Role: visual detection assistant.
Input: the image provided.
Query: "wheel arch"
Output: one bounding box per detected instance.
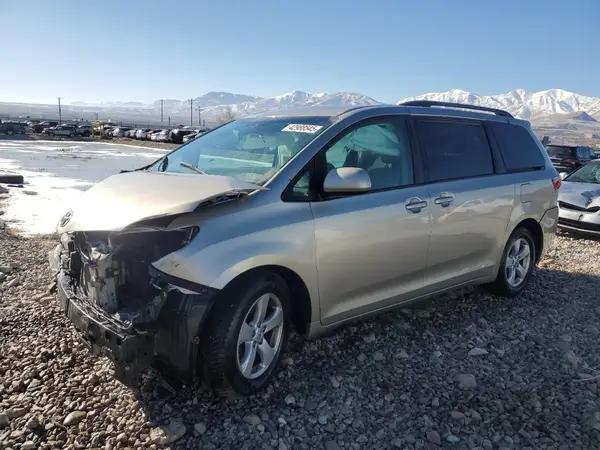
[218,265,312,335]
[512,218,544,264]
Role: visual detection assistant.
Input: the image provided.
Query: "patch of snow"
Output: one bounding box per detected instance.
[0,141,167,235]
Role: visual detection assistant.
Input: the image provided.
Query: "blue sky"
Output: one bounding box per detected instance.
[1,0,598,104]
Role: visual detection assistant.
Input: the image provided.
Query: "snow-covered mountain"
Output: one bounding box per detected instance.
[397,88,600,120]
[148,90,380,119]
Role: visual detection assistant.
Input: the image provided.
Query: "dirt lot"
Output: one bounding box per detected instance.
[1,230,600,449]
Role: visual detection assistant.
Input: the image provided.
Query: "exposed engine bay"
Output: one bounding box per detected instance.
[54,225,218,386]
[66,227,196,322]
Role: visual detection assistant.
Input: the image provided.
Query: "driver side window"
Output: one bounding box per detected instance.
[325,118,414,190]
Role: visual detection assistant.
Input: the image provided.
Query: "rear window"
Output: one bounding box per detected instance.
[546,145,576,159]
[417,120,494,182]
[490,123,545,172]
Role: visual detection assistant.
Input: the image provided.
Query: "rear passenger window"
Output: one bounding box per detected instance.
[490,122,545,172]
[417,120,494,182]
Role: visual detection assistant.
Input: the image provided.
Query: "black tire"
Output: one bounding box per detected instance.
[0,173,24,184]
[48,132,54,136]
[485,227,536,297]
[69,133,75,138]
[6,129,13,136]
[200,270,291,399]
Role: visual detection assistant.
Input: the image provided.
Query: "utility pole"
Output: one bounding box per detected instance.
[160,99,164,123]
[168,116,171,127]
[58,97,62,124]
[197,107,201,126]
[189,99,193,126]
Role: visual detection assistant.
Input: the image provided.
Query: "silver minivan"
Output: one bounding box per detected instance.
[51,102,560,397]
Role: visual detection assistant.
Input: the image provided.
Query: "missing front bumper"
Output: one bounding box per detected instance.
[56,271,155,385]
[52,245,220,386]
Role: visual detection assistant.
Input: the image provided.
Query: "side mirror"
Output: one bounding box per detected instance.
[323,167,371,193]
[560,172,568,180]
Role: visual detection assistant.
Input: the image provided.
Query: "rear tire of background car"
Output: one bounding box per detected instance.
[200,270,291,399]
[485,227,535,297]
[6,130,13,136]
[69,133,75,137]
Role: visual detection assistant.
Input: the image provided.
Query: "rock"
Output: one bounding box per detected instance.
[362,333,376,343]
[21,441,36,450]
[470,409,482,421]
[468,347,489,356]
[373,351,386,361]
[450,411,465,421]
[456,373,477,389]
[395,350,409,359]
[0,413,9,429]
[284,394,296,405]
[357,353,367,362]
[194,422,207,435]
[257,424,265,432]
[447,434,460,443]
[5,278,18,288]
[63,410,86,426]
[244,414,261,426]
[426,430,441,445]
[330,376,340,388]
[431,397,440,407]
[325,441,341,450]
[116,432,128,443]
[432,350,442,358]
[0,265,11,274]
[149,420,187,445]
[565,350,579,367]
[318,415,328,425]
[25,415,40,429]
[0,272,5,281]
[584,325,600,335]
[7,407,29,418]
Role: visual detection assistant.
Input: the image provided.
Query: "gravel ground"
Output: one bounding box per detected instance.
[1,230,600,449]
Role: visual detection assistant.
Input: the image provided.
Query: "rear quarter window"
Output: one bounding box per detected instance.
[417,120,494,182]
[490,122,546,172]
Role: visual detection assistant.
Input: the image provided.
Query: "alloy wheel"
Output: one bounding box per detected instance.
[237,293,284,379]
[505,237,531,288]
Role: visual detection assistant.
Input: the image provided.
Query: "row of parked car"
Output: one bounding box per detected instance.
[99,125,207,144]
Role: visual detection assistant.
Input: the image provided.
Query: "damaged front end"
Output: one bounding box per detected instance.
[52,225,218,386]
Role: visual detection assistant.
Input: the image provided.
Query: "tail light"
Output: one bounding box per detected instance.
[552,176,562,191]
[564,159,578,166]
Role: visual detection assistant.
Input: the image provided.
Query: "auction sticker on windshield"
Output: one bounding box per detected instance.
[282,124,324,133]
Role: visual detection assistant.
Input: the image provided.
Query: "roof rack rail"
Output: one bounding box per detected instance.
[400,100,514,118]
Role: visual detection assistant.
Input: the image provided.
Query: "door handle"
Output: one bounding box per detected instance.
[405,197,428,213]
[434,192,454,207]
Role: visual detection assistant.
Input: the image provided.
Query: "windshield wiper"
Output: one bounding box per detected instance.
[180,161,206,175]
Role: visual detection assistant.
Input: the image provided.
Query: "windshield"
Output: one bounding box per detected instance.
[148,116,332,184]
[565,162,600,184]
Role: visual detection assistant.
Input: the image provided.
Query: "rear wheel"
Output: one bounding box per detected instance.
[486,227,535,297]
[200,271,290,398]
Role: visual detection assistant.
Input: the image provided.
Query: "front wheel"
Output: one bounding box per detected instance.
[69,133,75,137]
[485,227,535,297]
[200,271,290,398]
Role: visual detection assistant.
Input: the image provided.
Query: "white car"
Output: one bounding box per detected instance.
[136,128,152,139]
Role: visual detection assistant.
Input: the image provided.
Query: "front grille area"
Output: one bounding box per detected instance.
[559,201,600,213]
[558,218,600,232]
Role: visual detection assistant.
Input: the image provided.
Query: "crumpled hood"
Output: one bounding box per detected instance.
[56,171,261,233]
[559,181,600,209]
